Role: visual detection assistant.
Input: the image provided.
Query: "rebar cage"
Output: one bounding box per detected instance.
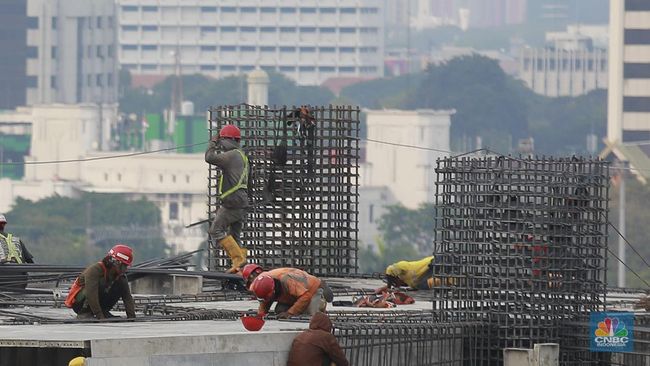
[432,155,610,365]
[206,104,360,275]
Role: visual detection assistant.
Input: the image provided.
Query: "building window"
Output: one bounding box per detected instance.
[122,45,138,51]
[279,66,295,72]
[142,25,158,31]
[142,6,158,12]
[141,45,158,51]
[221,6,236,13]
[27,46,38,58]
[261,7,276,13]
[624,63,650,78]
[107,73,113,86]
[104,173,108,181]
[96,74,103,86]
[200,64,216,71]
[241,7,256,13]
[241,26,256,33]
[360,47,377,53]
[172,175,176,183]
[360,66,377,73]
[87,45,93,58]
[241,65,254,71]
[51,76,57,89]
[221,26,236,32]
[369,204,374,223]
[185,175,190,183]
[361,7,379,14]
[52,17,57,29]
[280,46,296,52]
[240,46,256,52]
[261,65,276,72]
[339,66,355,72]
[142,64,157,70]
[221,65,236,71]
[319,66,335,72]
[169,202,179,220]
[301,7,317,13]
[96,16,102,29]
[261,27,276,33]
[625,29,650,45]
[201,26,217,32]
[623,97,650,112]
[107,16,113,28]
[201,45,217,51]
[122,25,138,31]
[626,0,650,11]
[320,27,335,33]
[27,17,38,29]
[122,5,138,12]
[159,174,163,182]
[97,45,103,57]
[51,46,57,59]
[300,47,316,53]
[87,74,92,86]
[117,173,122,181]
[221,45,236,51]
[320,7,336,14]
[300,27,316,33]
[340,47,355,53]
[280,7,296,13]
[319,47,335,53]
[107,45,114,57]
[26,76,37,88]
[360,27,378,34]
[260,46,275,52]
[340,27,356,34]
[299,66,315,72]
[201,6,217,12]
[341,8,356,14]
[280,27,296,33]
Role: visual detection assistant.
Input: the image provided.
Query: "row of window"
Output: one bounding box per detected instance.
[122,5,378,15]
[27,16,114,30]
[26,45,114,59]
[123,44,378,54]
[25,73,113,89]
[124,64,378,73]
[122,25,380,34]
[524,57,607,72]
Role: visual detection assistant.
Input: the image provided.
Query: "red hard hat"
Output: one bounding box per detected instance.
[250,275,275,300]
[242,264,263,282]
[219,125,241,140]
[241,315,265,331]
[108,244,134,266]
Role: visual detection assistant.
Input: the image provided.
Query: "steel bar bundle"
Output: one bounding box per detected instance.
[206,104,360,275]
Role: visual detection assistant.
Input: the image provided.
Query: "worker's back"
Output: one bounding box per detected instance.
[287,312,348,366]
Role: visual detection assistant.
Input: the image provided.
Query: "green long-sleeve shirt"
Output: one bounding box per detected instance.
[75,262,135,319]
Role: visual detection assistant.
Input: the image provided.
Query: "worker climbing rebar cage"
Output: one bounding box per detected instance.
[205,104,360,276]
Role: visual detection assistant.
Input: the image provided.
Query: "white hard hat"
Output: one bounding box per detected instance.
[0,214,6,223]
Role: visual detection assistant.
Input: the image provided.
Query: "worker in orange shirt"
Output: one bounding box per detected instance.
[249,267,327,319]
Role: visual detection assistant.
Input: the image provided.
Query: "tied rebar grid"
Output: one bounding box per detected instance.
[329,311,482,366]
[432,155,609,365]
[207,104,359,275]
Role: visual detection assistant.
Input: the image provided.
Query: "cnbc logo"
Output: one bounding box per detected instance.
[590,312,634,352]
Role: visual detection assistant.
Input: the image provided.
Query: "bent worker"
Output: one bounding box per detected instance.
[242,264,334,302]
[205,124,250,273]
[376,256,444,293]
[250,267,326,319]
[0,214,34,290]
[287,312,349,366]
[65,244,136,320]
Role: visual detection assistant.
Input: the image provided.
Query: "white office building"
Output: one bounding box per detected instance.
[26,0,118,105]
[115,0,384,86]
[607,0,650,144]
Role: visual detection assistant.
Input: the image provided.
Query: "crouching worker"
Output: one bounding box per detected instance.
[287,312,349,366]
[377,255,456,293]
[250,267,326,319]
[65,244,136,320]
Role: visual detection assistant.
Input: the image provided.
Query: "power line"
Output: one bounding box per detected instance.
[607,246,650,289]
[1,142,209,166]
[609,221,650,269]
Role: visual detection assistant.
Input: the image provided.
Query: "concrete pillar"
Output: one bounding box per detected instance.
[504,343,559,366]
[247,68,269,106]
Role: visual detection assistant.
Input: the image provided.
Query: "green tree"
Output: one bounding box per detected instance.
[377,203,437,256]
[7,194,169,265]
[358,237,418,274]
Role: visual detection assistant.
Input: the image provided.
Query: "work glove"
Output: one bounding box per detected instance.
[276,311,291,319]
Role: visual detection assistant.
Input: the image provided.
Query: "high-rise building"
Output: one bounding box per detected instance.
[608,0,650,144]
[116,0,384,86]
[26,0,118,105]
[0,0,28,110]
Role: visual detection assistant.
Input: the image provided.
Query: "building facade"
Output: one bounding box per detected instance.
[0,0,28,110]
[26,0,118,106]
[361,109,453,210]
[115,0,384,86]
[608,0,650,144]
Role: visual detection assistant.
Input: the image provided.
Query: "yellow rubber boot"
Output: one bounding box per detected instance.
[219,235,247,273]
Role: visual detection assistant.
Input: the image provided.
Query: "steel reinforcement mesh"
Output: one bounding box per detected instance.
[432,155,609,365]
[207,104,359,275]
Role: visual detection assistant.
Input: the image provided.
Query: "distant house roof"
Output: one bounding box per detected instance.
[321,77,374,96]
[603,141,650,183]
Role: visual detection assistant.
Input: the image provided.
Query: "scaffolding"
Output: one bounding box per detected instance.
[206,104,360,275]
[432,155,610,364]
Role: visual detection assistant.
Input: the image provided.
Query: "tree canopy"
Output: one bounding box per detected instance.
[6,194,169,265]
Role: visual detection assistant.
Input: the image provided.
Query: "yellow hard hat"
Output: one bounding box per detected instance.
[68,356,85,366]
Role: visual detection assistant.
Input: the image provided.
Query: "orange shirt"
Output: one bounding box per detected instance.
[259,268,321,316]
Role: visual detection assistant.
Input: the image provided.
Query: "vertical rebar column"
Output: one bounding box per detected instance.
[206,105,359,275]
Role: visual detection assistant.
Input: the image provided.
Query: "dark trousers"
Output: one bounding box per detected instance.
[72,281,125,317]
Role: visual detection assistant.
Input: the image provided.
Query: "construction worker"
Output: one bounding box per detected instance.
[249,267,326,319]
[242,264,334,302]
[64,244,136,320]
[287,312,349,366]
[205,124,250,273]
[376,256,443,293]
[0,214,34,290]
